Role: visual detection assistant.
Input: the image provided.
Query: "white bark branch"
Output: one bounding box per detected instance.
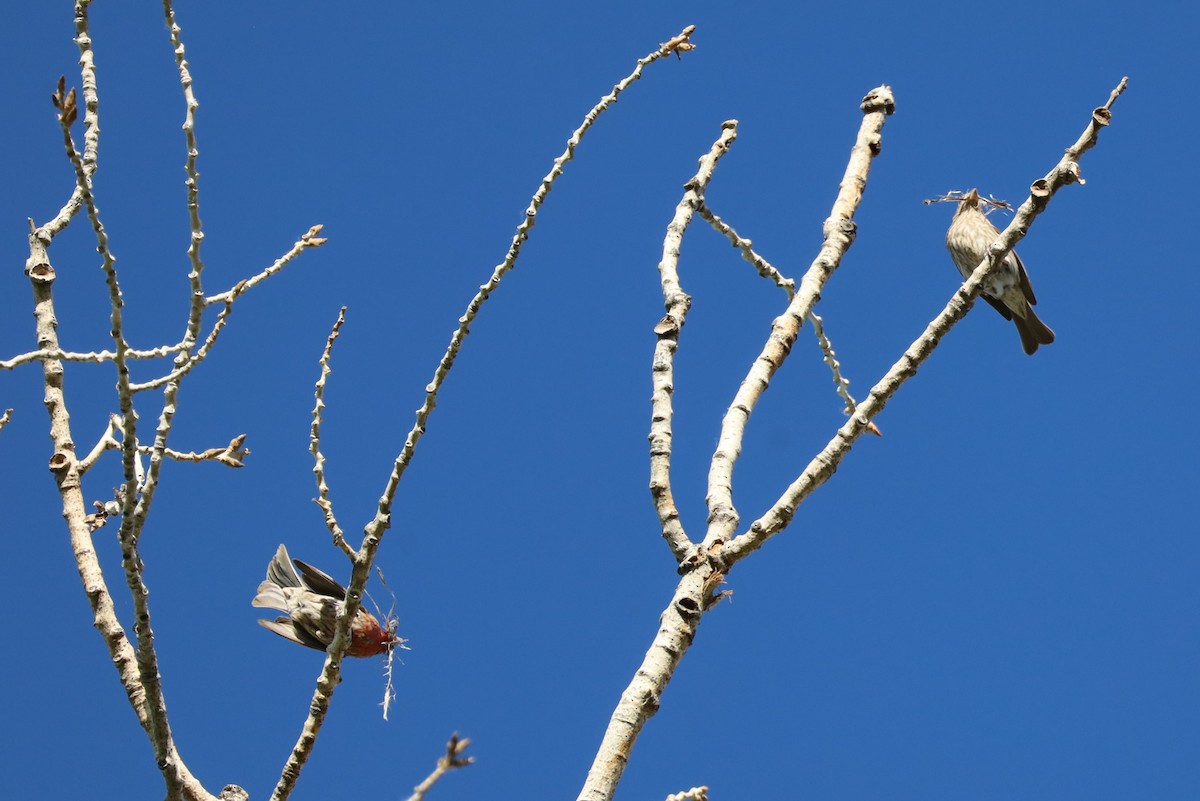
[310,308,354,557]
[578,121,739,801]
[701,85,895,553]
[403,733,474,801]
[648,121,740,562]
[269,26,699,801]
[725,77,1128,564]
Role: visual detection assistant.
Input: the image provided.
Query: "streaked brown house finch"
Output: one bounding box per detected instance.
[945,189,1055,355]
[252,544,401,658]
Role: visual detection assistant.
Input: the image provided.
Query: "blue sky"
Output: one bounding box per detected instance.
[1,2,1195,800]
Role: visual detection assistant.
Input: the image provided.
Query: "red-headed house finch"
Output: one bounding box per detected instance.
[252,544,402,658]
[946,189,1055,355]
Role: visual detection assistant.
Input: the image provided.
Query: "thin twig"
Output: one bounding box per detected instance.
[126,0,213,543]
[78,414,121,473]
[696,202,795,298]
[806,311,881,436]
[0,408,12,433]
[380,641,397,721]
[119,1,209,506]
[696,205,873,424]
[649,122,739,563]
[371,24,700,539]
[136,435,249,468]
[204,225,326,305]
[311,307,353,557]
[1,343,186,370]
[164,0,207,344]
[723,77,1128,565]
[404,733,475,801]
[924,189,1012,211]
[38,0,103,239]
[664,787,709,801]
[128,298,232,392]
[695,203,876,431]
[132,227,327,392]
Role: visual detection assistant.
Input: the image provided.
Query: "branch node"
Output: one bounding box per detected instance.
[674,596,702,620]
[860,84,895,115]
[653,315,681,337]
[659,25,697,59]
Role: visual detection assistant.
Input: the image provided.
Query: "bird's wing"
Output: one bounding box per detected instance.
[258,617,327,651]
[293,558,348,599]
[1014,250,1038,306]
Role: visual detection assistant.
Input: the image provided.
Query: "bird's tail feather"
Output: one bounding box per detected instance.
[1015,307,1055,355]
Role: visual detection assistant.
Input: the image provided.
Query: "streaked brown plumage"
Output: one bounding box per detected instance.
[946,189,1055,355]
[252,544,401,658]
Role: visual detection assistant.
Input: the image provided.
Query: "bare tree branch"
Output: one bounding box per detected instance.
[26,11,218,793]
[204,224,327,306]
[37,0,104,239]
[126,297,235,393]
[648,121,740,563]
[695,202,878,433]
[132,227,327,392]
[16,3,329,797]
[724,77,1128,565]
[370,24,700,540]
[580,86,895,801]
[579,121,740,801]
[403,733,475,801]
[1,343,186,370]
[163,0,206,344]
[43,389,250,474]
[807,310,881,436]
[268,27,698,801]
[78,414,121,473]
[701,85,895,555]
[697,201,795,297]
[8,4,1125,798]
[57,6,190,792]
[137,434,250,468]
[311,307,354,557]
